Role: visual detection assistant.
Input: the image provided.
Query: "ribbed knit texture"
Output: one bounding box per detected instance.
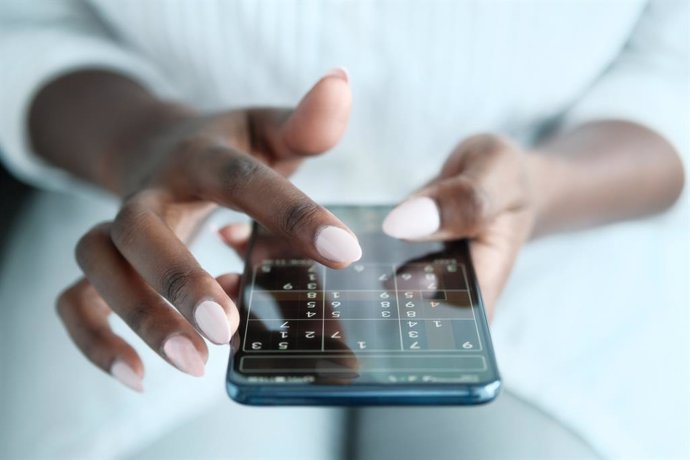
[2,0,687,202]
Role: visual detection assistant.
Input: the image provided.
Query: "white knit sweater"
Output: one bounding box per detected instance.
[0,0,688,198]
[0,1,688,458]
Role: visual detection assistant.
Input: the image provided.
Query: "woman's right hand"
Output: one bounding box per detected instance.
[55,69,362,391]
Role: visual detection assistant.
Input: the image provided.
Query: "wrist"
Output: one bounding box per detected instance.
[524,151,568,238]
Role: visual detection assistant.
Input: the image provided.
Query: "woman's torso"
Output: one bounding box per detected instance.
[89,0,645,200]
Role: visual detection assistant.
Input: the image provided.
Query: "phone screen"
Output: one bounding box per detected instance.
[228,205,500,403]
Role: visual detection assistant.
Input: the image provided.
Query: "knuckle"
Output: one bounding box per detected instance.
[219,151,263,194]
[160,266,193,305]
[111,204,149,249]
[464,181,491,221]
[56,288,75,320]
[177,136,215,157]
[131,307,179,339]
[82,328,110,362]
[75,223,110,269]
[458,133,514,162]
[125,303,150,330]
[281,201,321,235]
[447,179,491,232]
[464,133,503,150]
[121,303,151,334]
[79,334,99,360]
[159,265,206,306]
[75,235,95,269]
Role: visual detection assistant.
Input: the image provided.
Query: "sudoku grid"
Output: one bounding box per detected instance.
[242,260,483,354]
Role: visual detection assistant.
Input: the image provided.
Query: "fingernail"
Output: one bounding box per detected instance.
[227,222,252,242]
[324,67,349,83]
[315,226,362,264]
[110,359,144,392]
[194,300,231,344]
[163,335,205,377]
[383,197,441,239]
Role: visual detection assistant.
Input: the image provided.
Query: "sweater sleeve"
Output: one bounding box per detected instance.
[0,0,176,190]
[560,0,689,165]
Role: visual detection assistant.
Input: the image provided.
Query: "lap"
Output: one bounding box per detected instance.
[351,391,599,460]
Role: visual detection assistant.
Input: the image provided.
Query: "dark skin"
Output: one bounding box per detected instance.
[30,70,684,391]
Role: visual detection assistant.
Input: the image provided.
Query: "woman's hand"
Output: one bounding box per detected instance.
[382,134,538,318]
[53,69,363,391]
[382,121,685,320]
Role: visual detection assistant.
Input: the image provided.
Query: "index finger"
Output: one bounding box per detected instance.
[194,146,362,268]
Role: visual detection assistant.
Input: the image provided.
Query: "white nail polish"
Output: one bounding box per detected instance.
[228,222,252,241]
[324,67,349,82]
[315,226,362,264]
[382,197,441,239]
[194,300,231,344]
[110,359,144,392]
[163,335,205,377]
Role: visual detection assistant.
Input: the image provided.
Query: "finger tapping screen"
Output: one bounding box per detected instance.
[231,206,499,387]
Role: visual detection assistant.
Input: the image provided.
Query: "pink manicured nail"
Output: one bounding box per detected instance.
[227,222,252,242]
[110,359,144,392]
[324,67,349,82]
[315,226,362,264]
[163,335,205,377]
[194,300,231,344]
[383,197,441,239]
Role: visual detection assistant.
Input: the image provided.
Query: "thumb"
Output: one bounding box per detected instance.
[281,67,351,156]
[382,176,493,241]
[246,68,351,161]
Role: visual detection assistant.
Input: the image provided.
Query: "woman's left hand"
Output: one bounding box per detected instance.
[382,133,538,319]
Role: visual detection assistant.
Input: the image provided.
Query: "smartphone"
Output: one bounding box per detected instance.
[226,205,501,405]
